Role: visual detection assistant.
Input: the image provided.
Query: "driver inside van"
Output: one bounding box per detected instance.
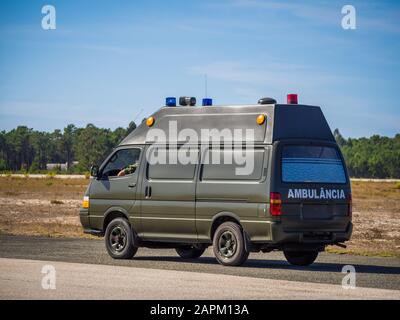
[117,163,138,177]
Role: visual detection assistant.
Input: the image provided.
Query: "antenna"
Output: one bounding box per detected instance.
[133,108,144,123]
[204,74,208,98]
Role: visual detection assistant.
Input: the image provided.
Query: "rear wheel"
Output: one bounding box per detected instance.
[284,250,318,266]
[175,245,206,259]
[213,222,249,266]
[105,218,138,259]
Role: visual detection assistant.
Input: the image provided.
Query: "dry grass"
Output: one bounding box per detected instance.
[326,180,400,257]
[0,177,92,238]
[0,177,399,256]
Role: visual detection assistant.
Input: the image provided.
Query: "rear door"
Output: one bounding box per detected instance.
[271,140,351,232]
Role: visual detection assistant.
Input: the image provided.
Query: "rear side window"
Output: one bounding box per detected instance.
[281,145,346,183]
[147,147,198,180]
[201,149,265,181]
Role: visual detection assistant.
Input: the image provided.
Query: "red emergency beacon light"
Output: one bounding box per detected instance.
[287,94,298,104]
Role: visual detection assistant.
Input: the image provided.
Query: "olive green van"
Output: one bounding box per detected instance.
[79,96,352,266]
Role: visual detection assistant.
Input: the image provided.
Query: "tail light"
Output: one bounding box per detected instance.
[348,193,352,217]
[270,192,282,216]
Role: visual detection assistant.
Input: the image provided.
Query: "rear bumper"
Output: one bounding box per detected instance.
[271,220,353,244]
[252,218,353,251]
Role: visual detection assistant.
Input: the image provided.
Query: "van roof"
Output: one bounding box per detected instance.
[120,104,335,146]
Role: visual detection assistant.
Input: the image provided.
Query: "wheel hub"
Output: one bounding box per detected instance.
[109,226,127,252]
[218,231,237,258]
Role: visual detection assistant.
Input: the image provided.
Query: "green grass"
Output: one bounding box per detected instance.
[326,247,400,258]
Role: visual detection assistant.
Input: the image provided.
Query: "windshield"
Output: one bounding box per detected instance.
[281,145,346,183]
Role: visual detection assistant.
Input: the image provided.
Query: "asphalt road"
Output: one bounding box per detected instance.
[0,234,399,293]
[2,257,399,299]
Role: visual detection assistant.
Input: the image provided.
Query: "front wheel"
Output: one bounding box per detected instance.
[105,218,138,259]
[213,222,249,266]
[284,250,318,266]
[175,245,206,259]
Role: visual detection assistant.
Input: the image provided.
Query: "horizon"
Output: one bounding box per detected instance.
[1,120,398,140]
[1,0,399,138]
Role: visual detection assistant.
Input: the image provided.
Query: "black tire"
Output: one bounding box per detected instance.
[175,245,206,259]
[283,250,318,266]
[105,218,138,259]
[213,222,249,266]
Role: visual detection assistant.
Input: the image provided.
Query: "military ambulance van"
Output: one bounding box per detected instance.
[79,94,352,266]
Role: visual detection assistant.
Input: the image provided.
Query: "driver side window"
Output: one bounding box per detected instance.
[102,148,141,178]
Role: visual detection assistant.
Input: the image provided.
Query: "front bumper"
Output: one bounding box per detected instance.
[79,209,104,236]
[79,209,90,229]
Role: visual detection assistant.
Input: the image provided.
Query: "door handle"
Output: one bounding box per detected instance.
[128,183,136,188]
[145,186,152,198]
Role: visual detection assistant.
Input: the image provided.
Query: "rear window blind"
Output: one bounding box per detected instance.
[281,145,346,183]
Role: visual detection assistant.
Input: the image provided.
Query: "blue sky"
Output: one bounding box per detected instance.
[0,0,399,137]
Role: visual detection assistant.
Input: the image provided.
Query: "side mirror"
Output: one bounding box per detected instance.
[90,165,100,179]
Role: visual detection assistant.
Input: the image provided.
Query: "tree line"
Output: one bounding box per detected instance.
[333,129,400,179]
[0,121,137,173]
[0,125,399,178]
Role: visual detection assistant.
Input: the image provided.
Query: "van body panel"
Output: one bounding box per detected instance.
[273,105,335,142]
[195,146,272,242]
[120,105,275,145]
[139,145,197,241]
[82,103,352,252]
[195,203,272,242]
[139,200,196,241]
[268,139,352,243]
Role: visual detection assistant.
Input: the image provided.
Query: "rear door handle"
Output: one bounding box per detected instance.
[128,183,136,188]
[145,186,152,198]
